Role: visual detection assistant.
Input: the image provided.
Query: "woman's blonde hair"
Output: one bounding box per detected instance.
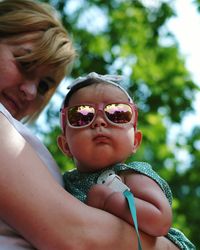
[0,0,76,121]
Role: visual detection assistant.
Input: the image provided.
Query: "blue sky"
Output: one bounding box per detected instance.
[168,0,200,86]
[165,0,200,169]
[167,0,200,132]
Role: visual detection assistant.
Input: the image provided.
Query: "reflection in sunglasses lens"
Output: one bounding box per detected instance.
[68,105,95,127]
[105,104,132,124]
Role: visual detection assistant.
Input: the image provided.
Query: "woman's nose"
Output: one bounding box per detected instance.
[91,112,108,128]
[19,80,38,101]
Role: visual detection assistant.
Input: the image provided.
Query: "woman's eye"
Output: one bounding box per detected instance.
[37,80,50,96]
[16,60,31,71]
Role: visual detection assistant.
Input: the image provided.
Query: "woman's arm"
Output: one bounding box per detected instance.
[0,114,178,250]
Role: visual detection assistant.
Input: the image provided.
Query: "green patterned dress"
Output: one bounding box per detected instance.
[63,161,195,250]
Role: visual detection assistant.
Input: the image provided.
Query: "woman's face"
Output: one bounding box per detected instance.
[0,39,56,120]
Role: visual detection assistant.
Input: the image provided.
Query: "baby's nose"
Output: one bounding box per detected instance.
[91,112,108,128]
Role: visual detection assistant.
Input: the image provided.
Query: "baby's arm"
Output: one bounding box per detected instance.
[87,170,172,236]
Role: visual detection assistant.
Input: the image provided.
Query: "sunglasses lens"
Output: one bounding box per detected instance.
[105,104,133,124]
[68,105,95,127]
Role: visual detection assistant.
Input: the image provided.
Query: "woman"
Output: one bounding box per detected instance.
[0,0,180,249]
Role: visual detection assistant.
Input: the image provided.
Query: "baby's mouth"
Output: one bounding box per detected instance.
[93,134,111,143]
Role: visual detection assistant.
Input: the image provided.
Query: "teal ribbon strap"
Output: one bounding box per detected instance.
[123,190,143,250]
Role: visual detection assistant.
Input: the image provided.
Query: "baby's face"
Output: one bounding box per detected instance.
[62,83,141,172]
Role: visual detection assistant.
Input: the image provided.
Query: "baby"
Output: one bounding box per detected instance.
[58,72,195,250]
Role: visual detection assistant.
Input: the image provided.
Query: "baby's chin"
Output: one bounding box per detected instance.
[76,160,121,173]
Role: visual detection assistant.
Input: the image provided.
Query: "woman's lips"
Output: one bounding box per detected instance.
[2,93,20,113]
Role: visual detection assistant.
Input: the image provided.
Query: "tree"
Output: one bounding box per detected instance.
[33,0,200,246]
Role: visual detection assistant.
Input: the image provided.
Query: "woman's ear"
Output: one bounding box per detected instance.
[57,135,73,158]
[132,130,142,153]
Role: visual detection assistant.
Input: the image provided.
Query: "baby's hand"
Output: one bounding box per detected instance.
[97,170,130,193]
[87,181,134,226]
[86,184,115,209]
[86,170,129,210]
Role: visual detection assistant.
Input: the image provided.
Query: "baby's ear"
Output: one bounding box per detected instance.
[132,130,142,153]
[57,135,73,158]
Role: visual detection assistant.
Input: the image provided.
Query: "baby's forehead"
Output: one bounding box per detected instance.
[72,82,129,98]
[64,77,133,107]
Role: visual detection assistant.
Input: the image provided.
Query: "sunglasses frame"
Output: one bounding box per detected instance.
[60,102,138,134]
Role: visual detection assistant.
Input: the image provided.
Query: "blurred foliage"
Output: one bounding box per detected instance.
[34,0,200,247]
[194,0,200,12]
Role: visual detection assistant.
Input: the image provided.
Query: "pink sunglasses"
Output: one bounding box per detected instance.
[60,102,138,133]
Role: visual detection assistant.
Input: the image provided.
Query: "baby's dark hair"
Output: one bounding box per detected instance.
[63,72,133,108]
[64,78,115,107]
